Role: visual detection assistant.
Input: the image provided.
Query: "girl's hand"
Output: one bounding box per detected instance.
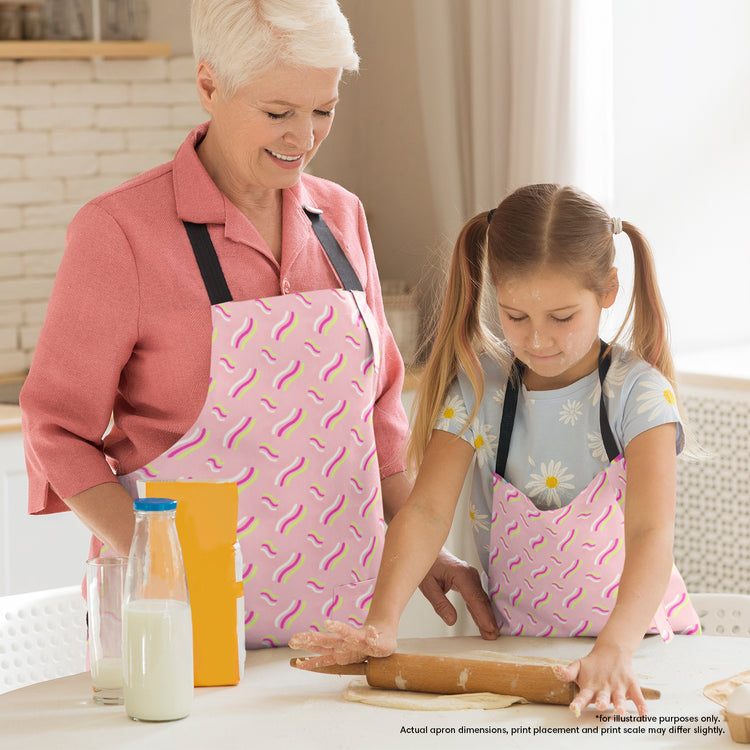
[552,423,677,718]
[288,620,397,669]
[553,642,647,718]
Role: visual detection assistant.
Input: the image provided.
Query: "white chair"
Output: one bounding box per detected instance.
[0,585,87,695]
[690,592,750,637]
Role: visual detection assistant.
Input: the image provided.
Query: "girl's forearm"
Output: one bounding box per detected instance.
[365,499,454,631]
[365,431,475,633]
[596,527,674,652]
[600,423,678,652]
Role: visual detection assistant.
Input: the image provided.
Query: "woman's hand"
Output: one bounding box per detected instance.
[288,620,397,669]
[63,481,136,556]
[419,548,498,640]
[553,640,647,717]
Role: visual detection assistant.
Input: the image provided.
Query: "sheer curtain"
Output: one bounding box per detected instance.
[409,0,615,636]
[413,0,615,243]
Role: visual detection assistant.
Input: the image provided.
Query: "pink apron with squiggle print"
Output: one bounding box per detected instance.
[489,457,700,639]
[100,215,387,649]
[487,347,700,640]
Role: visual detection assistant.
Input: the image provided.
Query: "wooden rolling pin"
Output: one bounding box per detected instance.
[290,653,661,706]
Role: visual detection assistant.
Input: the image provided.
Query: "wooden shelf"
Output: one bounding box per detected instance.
[0,40,171,59]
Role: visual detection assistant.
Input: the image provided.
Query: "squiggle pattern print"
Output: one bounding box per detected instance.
[121,289,386,648]
[488,456,700,639]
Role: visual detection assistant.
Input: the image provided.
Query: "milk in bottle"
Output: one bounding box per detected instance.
[123,498,193,721]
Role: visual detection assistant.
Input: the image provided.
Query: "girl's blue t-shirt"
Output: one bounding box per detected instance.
[434,343,684,572]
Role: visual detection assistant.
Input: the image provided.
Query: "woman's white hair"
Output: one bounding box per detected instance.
[191,0,359,97]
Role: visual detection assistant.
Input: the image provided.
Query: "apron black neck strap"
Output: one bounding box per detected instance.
[597,343,620,464]
[303,208,363,292]
[494,358,523,480]
[182,210,363,305]
[183,221,232,305]
[494,340,620,478]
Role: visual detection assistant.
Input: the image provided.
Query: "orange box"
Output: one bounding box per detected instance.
[144,480,244,686]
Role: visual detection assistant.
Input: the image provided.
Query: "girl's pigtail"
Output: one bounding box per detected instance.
[620,222,675,386]
[619,222,701,456]
[407,213,494,471]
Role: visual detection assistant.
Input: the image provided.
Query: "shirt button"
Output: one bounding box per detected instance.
[282,278,291,294]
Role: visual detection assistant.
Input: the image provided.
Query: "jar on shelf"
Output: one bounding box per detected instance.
[0,3,22,40]
[44,0,88,40]
[100,0,147,41]
[22,2,44,39]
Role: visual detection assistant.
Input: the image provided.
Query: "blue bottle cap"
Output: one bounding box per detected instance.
[133,498,177,512]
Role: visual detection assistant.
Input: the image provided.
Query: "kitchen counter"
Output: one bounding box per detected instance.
[0,376,23,432]
[675,343,750,384]
[0,404,21,432]
[0,634,742,749]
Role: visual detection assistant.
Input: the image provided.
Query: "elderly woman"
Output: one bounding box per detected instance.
[21,0,496,648]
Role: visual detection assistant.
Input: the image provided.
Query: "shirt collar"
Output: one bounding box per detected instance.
[173,121,226,224]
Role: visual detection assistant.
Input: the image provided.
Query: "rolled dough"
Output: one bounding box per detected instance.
[705,670,750,707]
[343,678,527,711]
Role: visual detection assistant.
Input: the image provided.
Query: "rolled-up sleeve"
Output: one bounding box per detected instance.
[21,202,139,514]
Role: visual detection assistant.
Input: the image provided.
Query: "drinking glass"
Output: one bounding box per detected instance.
[86,556,128,705]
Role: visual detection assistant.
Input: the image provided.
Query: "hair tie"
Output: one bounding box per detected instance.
[487,209,495,225]
[612,217,622,235]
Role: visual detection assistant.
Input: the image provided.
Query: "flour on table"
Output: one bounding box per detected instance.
[343,678,527,711]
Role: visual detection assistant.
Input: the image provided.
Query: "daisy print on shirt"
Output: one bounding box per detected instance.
[636,379,678,422]
[440,395,468,423]
[588,430,610,464]
[525,458,576,509]
[559,398,584,426]
[472,424,499,468]
[469,502,490,533]
[588,353,630,407]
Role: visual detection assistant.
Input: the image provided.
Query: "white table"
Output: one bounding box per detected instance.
[0,635,743,749]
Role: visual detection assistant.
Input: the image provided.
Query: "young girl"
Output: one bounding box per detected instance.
[290,184,700,716]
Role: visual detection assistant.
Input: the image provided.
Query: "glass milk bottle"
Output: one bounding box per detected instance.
[123,498,193,721]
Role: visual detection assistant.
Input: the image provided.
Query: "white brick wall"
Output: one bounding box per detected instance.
[0,55,205,377]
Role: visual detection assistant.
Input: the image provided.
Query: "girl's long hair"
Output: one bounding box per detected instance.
[408,212,500,470]
[408,184,688,470]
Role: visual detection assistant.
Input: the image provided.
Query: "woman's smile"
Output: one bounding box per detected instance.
[266,149,305,168]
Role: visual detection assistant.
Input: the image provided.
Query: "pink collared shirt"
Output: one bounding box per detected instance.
[21,122,409,514]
